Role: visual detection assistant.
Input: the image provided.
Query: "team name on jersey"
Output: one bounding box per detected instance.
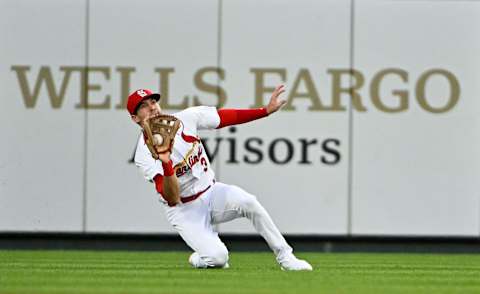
[175,144,208,177]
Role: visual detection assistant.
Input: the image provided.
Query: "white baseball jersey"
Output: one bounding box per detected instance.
[134,106,220,201]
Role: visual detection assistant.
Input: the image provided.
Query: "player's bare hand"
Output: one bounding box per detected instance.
[266,84,287,115]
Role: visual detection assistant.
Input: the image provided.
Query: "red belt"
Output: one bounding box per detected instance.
[169,181,215,207]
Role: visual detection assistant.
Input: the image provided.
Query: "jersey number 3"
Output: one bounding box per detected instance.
[200,157,208,172]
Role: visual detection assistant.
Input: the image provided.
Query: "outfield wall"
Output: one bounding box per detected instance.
[1,0,479,236]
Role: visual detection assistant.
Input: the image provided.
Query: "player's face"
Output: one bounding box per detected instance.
[131,98,162,124]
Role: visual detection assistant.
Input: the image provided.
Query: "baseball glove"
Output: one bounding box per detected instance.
[142,114,181,160]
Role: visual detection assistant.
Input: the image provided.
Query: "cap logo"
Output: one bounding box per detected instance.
[137,90,148,97]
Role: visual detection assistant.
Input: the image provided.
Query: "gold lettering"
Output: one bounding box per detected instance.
[11,65,75,109]
[370,68,408,113]
[284,69,325,111]
[75,66,111,109]
[154,68,188,110]
[329,69,366,111]
[416,69,460,113]
[115,67,136,109]
[250,68,286,108]
[193,67,227,108]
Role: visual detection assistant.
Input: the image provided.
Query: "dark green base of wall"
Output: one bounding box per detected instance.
[1,233,480,253]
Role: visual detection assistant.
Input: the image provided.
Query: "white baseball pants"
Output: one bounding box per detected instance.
[163,182,293,268]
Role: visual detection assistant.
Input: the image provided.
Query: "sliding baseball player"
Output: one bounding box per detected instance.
[127,85,312,271]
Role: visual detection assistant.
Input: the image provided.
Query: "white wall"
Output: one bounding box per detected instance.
[0,0,87,231]
[1,0,478,236]
[351,0,480,236]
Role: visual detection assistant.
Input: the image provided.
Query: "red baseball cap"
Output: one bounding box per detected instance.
[127,89,161,115]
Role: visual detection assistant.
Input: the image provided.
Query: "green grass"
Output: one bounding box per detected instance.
[1,251,480,294]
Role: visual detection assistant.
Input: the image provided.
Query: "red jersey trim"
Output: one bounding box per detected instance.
[181,132,199,143]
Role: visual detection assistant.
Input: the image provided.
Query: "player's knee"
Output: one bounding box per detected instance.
[239,194,262,214]
[206,247,229,267]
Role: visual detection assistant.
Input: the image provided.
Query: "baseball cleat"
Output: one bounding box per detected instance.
[278,254,313,271]
[188,252,202,268]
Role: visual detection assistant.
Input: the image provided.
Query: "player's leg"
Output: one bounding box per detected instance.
[208,182,312,270]
[163,196,229,268]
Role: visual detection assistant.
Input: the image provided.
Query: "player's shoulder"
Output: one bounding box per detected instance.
[135,131,145,145]
[172,106,218,126]
[172,106,216,119]
[133,132,148,162]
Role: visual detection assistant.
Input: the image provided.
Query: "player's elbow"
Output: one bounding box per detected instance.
[162,191,180,206]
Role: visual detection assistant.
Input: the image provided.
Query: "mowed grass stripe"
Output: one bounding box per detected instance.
[1,251,480,294]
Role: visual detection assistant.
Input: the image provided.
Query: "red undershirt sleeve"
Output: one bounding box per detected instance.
[216,108,268,129]
[153,174,164,194]
[152,161,175,195]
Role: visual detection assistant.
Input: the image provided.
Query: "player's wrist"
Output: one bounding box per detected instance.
[262,107,270,116]
[162,160,175,176]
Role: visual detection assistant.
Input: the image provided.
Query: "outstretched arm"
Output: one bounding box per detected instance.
[216,84,286,129]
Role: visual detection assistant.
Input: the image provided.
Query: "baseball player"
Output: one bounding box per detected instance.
[127,85,312,271]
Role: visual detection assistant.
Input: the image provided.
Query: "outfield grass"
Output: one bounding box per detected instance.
[1,251,480,294]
